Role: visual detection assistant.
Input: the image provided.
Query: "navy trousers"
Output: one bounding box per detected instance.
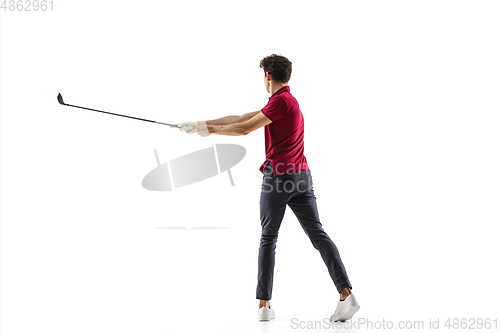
[256,163,352,300]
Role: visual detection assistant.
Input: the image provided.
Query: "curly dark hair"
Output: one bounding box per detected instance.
[259,54,292,84]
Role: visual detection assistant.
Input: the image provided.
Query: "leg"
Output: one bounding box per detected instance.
[259,300,270,309]
[256,188,287,302]
[287,173,352,294]
[256,165,292,302]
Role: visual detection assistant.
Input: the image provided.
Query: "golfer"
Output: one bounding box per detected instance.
[178,54,360,322]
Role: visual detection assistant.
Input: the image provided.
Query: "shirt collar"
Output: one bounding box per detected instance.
[269,85,290,99]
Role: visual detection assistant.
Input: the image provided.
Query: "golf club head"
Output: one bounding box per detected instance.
[57,93,65,105]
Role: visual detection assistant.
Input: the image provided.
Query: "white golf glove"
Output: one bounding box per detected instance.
[178,121,199,133]
[177,121,210,137]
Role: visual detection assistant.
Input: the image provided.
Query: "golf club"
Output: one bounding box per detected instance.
[57,93,180,128]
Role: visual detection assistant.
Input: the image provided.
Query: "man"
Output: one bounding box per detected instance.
[177,54,360,322]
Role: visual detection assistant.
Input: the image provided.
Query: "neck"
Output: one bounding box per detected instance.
[270,82,288,95]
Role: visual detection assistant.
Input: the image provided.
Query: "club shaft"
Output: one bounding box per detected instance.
[65,103,179,127]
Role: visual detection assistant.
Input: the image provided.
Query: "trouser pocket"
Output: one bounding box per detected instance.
[297,170,312,193]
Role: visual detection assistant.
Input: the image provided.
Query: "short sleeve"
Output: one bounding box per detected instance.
[261,96,288,122]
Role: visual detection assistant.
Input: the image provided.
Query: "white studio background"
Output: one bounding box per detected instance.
[1,1,499,333]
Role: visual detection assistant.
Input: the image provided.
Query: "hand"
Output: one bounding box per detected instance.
[186,122,210,137]
[178,121,199,133]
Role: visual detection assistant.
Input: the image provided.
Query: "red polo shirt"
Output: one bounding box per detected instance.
[259,85,310,176]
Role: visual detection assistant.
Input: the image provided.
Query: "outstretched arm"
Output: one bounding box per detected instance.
[237,110,262,123]
[204,110,261,125]
[205,112,272,136]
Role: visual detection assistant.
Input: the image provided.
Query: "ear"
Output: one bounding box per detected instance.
[265,72,271,81]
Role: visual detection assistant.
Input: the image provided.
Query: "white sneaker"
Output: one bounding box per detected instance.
[330,294,360,322]
[258,303,276,321]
